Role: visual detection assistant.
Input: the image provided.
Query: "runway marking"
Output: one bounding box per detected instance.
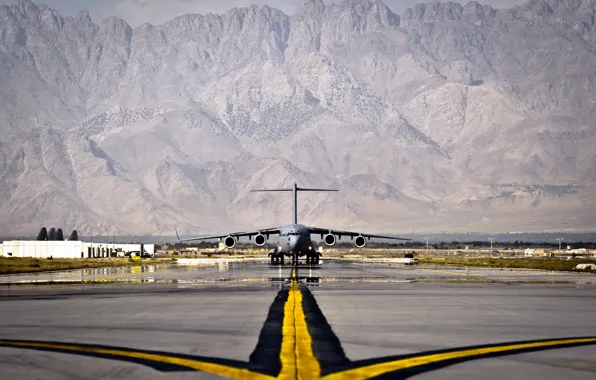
[278,281,320,379]
[2,266,596,379]
[0,340,271,379]
[322,337,596,379]
[3,336,596,379]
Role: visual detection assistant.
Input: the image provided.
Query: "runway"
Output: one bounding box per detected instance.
[1,260,595,379]
[1,258,594,285]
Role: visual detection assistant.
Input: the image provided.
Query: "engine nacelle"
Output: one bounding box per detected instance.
[324,234,336,246]
[224,235,237,249]
[254,233,267,247]
[355,235,366,248]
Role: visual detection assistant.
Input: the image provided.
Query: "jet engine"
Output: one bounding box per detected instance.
[355,235,366,248]
[224,235,237,249]
[254,233,267,247]
[324,233,336,246]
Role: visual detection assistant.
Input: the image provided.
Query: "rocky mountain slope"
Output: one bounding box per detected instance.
[0,0,594,236]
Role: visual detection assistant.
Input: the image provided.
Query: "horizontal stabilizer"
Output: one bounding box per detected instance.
[250,183,338,224]
[250,187,338,192]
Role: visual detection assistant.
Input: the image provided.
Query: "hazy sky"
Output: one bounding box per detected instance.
[0,0,526,27]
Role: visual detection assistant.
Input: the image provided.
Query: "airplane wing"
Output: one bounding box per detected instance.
[176,227,282,242]
[307,227,410,241]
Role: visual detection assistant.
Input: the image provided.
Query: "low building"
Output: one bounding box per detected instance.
[2,241,83,259]
[82,242,155,258]
[569,248,588,254]
[1,240,154,259]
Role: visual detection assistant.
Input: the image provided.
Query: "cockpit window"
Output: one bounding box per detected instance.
[281,231,301,237]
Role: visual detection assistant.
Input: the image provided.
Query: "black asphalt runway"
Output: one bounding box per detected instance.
[1,260,595,379]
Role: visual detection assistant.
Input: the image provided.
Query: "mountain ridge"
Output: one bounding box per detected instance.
[0,0,594,236]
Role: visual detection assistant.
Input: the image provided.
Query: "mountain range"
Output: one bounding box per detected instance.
[0,0,595,237]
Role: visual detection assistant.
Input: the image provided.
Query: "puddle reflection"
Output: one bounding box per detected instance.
[82,265,166,276]
[1,261,326,285]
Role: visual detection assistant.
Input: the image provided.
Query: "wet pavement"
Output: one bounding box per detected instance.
[0,260,595,379]
[0,258,594,285]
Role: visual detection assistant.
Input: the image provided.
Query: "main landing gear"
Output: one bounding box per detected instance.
[270,253,285,265]
[269,251,321,266]
[304,250,321,265]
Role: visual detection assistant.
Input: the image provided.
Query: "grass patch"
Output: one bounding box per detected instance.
[0,257,176,275]
[418,257,596,273]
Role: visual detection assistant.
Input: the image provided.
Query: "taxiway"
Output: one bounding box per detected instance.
[0,260,595,379]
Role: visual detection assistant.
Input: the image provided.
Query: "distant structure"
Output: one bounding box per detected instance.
[3,227,154,259]
[36,227,48,241]
[35,227,78,241]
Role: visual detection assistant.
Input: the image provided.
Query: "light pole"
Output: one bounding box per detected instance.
[425,237,429,255]
[557,238,563,256]
[488,238,494,253]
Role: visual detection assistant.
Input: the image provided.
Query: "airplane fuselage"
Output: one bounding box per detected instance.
[275,224,315,257]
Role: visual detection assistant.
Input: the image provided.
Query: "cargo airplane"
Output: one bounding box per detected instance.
[177,183,410,265]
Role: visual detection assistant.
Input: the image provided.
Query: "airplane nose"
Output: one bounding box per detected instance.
[289,235,299,247]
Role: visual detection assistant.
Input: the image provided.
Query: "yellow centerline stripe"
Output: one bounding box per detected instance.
[279,284,297,379]
[278,281,321,379]
[294,284,321,379]
[322,337,596,380]
[0,341,273,380]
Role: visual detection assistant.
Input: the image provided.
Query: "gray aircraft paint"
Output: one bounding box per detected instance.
[178,183,409,260]
[250,183,336,257]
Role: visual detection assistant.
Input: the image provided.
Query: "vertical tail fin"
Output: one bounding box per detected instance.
[250,183,338,224]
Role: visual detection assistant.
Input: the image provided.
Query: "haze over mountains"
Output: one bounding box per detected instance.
[0,0,595,237]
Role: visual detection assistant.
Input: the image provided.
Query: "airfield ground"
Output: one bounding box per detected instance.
[0,257,176,275]
[2,246,595,275]
[0,259,595,380]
